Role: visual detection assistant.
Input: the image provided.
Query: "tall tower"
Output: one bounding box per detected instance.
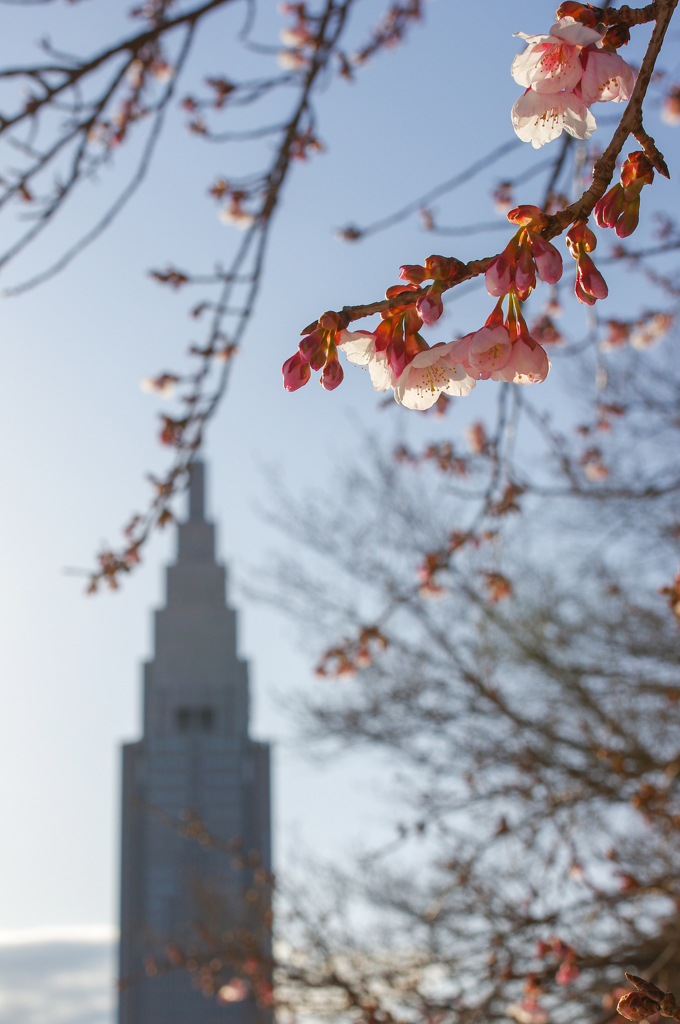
[118,463,272,1024]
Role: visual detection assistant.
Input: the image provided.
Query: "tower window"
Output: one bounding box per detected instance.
[176,707,215,734]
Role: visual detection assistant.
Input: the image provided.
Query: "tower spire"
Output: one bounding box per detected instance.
[188,460,205,522]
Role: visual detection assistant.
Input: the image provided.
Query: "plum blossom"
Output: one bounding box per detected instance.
[512,89,596,148]
[512,18,603,94]
[581,50,634,105]
[393,342,476,410]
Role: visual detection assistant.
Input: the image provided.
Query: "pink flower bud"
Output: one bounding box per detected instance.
[531,235,563,284]
[416,291,444,325]
[388,335,409,378]
[577,253,608,301]
[321,358,344,391]
[514,247,536,297]
[575,278,597,306]
[298,329,325,363]
[282,352,311,391]
[485,254,514,297]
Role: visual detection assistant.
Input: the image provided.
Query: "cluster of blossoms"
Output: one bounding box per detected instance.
[315,627,388,677]
[284,206,566,409]
[511,4,634,148]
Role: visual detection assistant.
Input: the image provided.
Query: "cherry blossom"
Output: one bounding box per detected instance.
[512,18,602,94]
[512,88,596,148]
[581,50,635,105]
[394,342,476,410]
[491,336,550,385]
[336,329,395,392]
[467,325,513,378]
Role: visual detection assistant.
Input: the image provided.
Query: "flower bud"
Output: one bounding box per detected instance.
[577,252,608,300]
[531,235,563,284]
[566,221,597,254]
[321,357,344,391]
[616,196,640,238]
[387,332,408,378]
[485,253,515,297]
[298,328,325,363]
[417,290,444,325]
[282,352,311,391]
[514,249,536,298]
[620,152,654,190]
[617,992,661,1021]
[594,185,626,229]
[318,310,345,331]
[507,204,549,230]
[424,255,464,281]
[601,24,631,49]
[555,2,599,27]
[399,264,429,284]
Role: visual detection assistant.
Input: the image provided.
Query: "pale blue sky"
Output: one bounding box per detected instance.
[0,0,676,974]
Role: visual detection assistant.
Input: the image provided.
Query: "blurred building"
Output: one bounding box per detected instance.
[118,462,272,1024]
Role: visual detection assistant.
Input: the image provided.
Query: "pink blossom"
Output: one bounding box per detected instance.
[394,342,476,410]
[581,49,635,105]
[491,337,550,385]
[511,18,603,94]
[531,234,563,283]
[468,325,513,377]
[512,89,596,148]
[337,329,395,392]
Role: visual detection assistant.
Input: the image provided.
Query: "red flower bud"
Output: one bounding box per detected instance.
[616,197,640,238]
[424,255,464,281]
[399,264,429,285]
[282,352,311,391]
[507,205,550,230]
[555,2,599,28]
[620,152,654,190]
[566,221,597,254]
[594,185,626,229]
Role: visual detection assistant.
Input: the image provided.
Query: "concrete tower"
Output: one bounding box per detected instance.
[118,462,272,1024]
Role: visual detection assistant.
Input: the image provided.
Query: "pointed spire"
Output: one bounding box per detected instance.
[188,461,205,522]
